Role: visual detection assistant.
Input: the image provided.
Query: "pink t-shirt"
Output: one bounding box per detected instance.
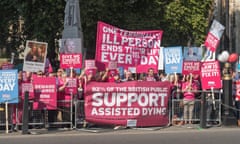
[182,81,197,100]
[57,77,65,105]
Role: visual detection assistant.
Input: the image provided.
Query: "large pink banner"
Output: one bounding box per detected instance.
[84,81,171,127]
[200,61,222,90]
[95,21,163,73]
[32,77,57,110]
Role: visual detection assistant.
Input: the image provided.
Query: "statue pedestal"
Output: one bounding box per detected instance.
[62,26,82,38]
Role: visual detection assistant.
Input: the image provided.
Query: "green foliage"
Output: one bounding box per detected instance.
[80,0,213,56]
[19,0,65,61]
[0,0,21,55]
[0,0,65,64]
[80,0,166,58]
[0,0,214,67]
[164,0,213,46]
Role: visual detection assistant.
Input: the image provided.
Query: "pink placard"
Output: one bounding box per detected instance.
[65,78,78,94]
[204,32,220,52]
[200,61,222,90]
[60,54,82,68]
[84,81,171,127]
[21,82,34,100]
[33,77,57,110]
[1,63,14,70]
[182,61,201,75]
[85,60,96,69]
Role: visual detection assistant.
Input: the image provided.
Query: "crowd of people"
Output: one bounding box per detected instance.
[12,66,202,126]
[2,64,240,129]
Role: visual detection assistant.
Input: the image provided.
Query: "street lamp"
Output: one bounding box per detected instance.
[218,51,238,126]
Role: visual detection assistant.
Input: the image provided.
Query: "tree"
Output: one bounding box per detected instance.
[0,0,22,57]
[79,0,166,58]
[0,0,214,68]
[164,0,213,46]
[19,0,65,68]
[80,0,213,57]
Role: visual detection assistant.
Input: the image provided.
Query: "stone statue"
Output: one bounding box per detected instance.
[64,0,81,27]
[62,0,83,39]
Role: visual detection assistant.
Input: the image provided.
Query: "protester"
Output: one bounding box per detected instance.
[23,71,33,82]
[159,72,169,82]
[180,74,198,125]
[121,70,134,81]
[95,70,105,82]
[36,70,45,77]
[232,71,240,127]
[60,70,77,123]
[102,68,120,82]
[11,71,24,131]
[56,69,65,122]
[83,68,98,82]
[206,90,220,126]
[171,74,185,126]
[78,68,100,90]
[143,68,159,81]
[3,64,222,130]
[77,68,99,128]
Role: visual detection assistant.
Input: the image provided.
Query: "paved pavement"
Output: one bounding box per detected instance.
[1,124,240,137]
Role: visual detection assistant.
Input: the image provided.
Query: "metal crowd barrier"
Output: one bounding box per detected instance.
[0,104,13,126]
[0,99,86,132]
[171,90,222,126]
[74,100,85,128]
[1,90,224,131]
[0,100,75,131]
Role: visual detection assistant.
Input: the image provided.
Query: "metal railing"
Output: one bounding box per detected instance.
[171,89,222,126]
